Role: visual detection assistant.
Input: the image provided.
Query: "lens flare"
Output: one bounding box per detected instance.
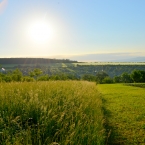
[28,20,53,44]
[0,0,8,14]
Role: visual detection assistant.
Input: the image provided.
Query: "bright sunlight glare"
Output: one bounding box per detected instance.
[28,20,53,44]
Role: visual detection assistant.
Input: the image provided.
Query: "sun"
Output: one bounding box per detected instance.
[28,20,52,43]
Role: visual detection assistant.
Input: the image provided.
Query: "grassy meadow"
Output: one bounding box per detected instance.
[0,81,105,145]
[1,80,145,145]
[98,84,145,145]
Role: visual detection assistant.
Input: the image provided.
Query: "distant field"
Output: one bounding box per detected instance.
[98,84,145,144]
[0,81,105,145]
[1,62,145,69]
[74,62,145,65]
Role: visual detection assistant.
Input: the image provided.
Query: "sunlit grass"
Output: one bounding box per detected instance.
[0,81,105,145]
[98,84,145,144]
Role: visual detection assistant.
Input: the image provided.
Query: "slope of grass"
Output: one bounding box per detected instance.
[0,81,105,145]
[98,84,145,145]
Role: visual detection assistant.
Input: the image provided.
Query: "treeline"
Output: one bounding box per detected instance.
[2,63,145,79]
[0,68,145,84]
[82,70,145,84]
[75,65,145,77]
[0,68,79,82]
[0,58,77,64]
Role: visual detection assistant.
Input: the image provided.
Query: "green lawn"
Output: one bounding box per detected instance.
[98,84,145,145]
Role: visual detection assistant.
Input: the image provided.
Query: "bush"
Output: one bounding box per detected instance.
[12,69,23,81]
[113,76,122,83]
[0,77,3,82]
[37,75,49,81]
[22,76,35,82]
[102,77,113,84]
[3,75,12,82]
[81,74,96,81]
[96,71,109,84]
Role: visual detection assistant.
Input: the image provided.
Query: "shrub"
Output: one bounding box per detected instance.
[37,75,49,81]
[3,75,12,82]
[102,76,113,84]
[113,76,122,83]
[22,76,35,82]
[96,71,109,84]
[81,74,96,81]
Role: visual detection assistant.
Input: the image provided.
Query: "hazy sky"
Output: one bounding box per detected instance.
[0,0,145,59]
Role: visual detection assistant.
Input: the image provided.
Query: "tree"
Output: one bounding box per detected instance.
[58,74,68,80]
[131,70,145,83]
[37,75,49,81]
[29,68,43,80]
[22,76,35,82]
[3,75,12,82]
[113,76,122,83]
[12,68,23,81]
[140,71,145,82]
[49,75,60,80]
[121,72,132,83]
[96,71,109,84]
[67,74,79,80]
[81,74,96,81]
[102,76,113,84]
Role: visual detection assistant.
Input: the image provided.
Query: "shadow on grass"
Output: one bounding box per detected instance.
[102,98,127,145]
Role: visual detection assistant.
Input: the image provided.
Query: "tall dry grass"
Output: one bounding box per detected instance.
[0,81,105,145]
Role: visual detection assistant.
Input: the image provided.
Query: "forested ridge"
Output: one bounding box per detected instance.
[0,58,77,64]
[1,58,145,83]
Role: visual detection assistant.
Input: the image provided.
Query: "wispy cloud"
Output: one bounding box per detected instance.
[0,0,8,14]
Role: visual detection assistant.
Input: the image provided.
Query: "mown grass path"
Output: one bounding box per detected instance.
[98,84,145,145]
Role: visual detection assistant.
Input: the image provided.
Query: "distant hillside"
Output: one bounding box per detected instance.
[0,58,77,64]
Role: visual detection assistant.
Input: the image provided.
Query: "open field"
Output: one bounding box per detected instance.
[1,81,145,144]
[0,81,105,145]
[74,62,145,66]
[2,62,145,68]
[98,84,145,145]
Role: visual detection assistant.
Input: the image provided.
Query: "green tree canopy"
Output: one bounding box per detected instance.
[29,68,43,79]
[12,68,23,81]
[96,71,109,84]
[121,72,132,83]
[131,70,145,83]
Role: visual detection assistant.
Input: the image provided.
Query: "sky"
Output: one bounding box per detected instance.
[0,0,145,61]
